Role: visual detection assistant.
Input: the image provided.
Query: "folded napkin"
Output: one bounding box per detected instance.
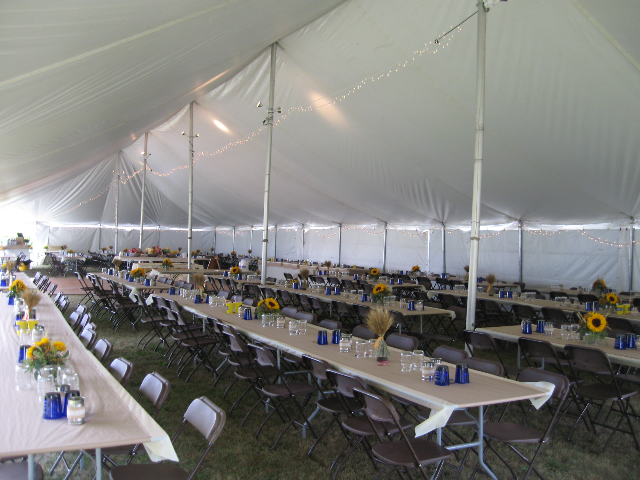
[522,381,555,409]
[414,404,456,437]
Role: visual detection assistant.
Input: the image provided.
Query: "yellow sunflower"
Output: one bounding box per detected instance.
[265,298,280,310]
[605,292,619,305]
[372,284,389,295]
[411,265,421,272]
[586,313,607,333]
[26,346,35,359]
[370,268,379,276]
[230,266,241,274]
[53,341,67,352]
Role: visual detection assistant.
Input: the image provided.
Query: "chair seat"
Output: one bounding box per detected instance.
[616,373,640,385]
[262,382,316,397]
[234,366,279,381]
[575,383,637,401]
[529,355,569,367]
[316,396,361,415]
[372,437,452,468]
[284,353,303,364]
[109,463,189,480]
[342,416,413,436]
[418,408,477,427]
[480,422,545,444]
[0,462,44,480]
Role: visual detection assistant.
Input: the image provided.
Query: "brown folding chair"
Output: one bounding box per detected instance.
[353,388,452,479]
[109,396,225,480]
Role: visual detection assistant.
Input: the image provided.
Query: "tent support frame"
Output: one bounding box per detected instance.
[466,1,488,332]
[260,43,277,284]
[187,101,195,271]
[630,219,635,291]
[139,132,148,249]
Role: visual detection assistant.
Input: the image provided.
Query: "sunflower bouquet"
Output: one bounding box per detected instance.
[8,279,27,298]
[369,268,380,281]
[592,278,607,295]
[255,298,281,318]
[130,267,146,279]
[230,266,241,277]
[411,265,421,274]
[24,338,69,376]
[577,312,609,343]
[600,292,619,308]
[112,258,123,270]
[2,260,15,272]
[365,308,394,364]
[372,283,391,303]
[162,258,173,269]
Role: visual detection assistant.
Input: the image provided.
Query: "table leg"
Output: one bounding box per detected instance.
[517,344,521,369]
[96,447,102,480]
[28,454,34,480]
[477,406,498,480]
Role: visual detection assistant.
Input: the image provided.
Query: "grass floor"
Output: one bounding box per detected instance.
[30,268,640,480]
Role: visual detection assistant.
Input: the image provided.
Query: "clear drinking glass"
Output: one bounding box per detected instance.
[412,350,424,371]
[37,371,55,402]
[355,340,367,358]
[545,322,555,336]
[400,352,413,372]
[366,339,376,358]
[288,320,298,335]
[570,323,579,340]
[297,320,307,335]
[61,369,80,391]
[15,363,31,390]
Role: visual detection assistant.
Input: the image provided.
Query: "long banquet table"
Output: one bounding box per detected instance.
[1,274,178,479]
[140,283,549,480]
[477,324,640,369]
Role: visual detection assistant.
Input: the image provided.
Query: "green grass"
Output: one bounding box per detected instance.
[30,268,640,479]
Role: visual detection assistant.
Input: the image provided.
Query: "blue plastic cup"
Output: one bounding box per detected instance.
[332,329,341,344]
[626,333,636,350]
[169,287,176,295]
[334,287,341,295]
[317,330,328,345]
[390,278,395,285]
[506,291,513,298]
[585,302,593,312]
[435,366,450,386]
[536,320,545,334]
[194,294,201,304]
[18,345,29,363]
[522,320,532,335]
[615,334,626,350]
[325,287,331,295]
[43,392,62,420]
[361,294,368,302]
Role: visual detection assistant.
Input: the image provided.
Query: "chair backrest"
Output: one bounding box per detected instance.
[281,306,299,318]
[326,369,368,398]
[248,343,277,368]
[352,324,377,340]
[293,311,317,323]
[175,396,226,480]
[432,345,469,364]
[564,344,614,376]
[93,338,113,365]
[464,357,504,377]
[352,387,397,426]
[79,327,97,350]
[242,297,257,307]
[517,367,570,403]
[303,354,332,382]
[318,319,342,330]
[138,372,171,415]
[577,293,599,304]
[109,357,134,387]
[606,316,634,333]
[385,333,419,351]
[48,283,58,296]
[540,307,568,324]
[463,329,497,351]
[518,337,563,368]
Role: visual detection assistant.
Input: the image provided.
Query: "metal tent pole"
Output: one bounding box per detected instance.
[382,222,389,273]
[518,221,523,284]
[273,225,278,259]
[250,228,253,254]
[187,101,195,270]
[466,1,487,331]
[139,132,148,249]
[114,153,121,253]
[338,224,342,266]
[260,43,277,284]
[302,225,306,261]
[442,225,446,274]
[631,223,635,290]
[232,227,236,252]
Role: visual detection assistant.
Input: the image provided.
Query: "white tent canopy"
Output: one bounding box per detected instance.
[2,0,640,287]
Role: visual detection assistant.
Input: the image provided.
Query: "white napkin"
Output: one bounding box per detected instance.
[146,295,154,306]
[427,291,438,300]
[129,288,139,303]
[522,381,555,409]
[144,436,179,463]
[414,404,456,437]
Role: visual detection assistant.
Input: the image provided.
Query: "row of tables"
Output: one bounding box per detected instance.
[0,274,177,479]
[100,273,549,480]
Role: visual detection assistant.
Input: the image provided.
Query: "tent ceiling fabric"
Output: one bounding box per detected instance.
[1,0,639,229]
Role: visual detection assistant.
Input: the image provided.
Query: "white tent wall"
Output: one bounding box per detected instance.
[304,227,340,264]
[429,229,444,275]
[633,231,640,292]
[215,229,235,254]
[384,229,428,272]
[234,229,251,256]
[340,225,385,268]
[524,229,629,290]
[272,228,298,261]
[46,226,101,254]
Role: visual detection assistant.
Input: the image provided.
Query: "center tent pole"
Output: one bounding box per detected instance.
[139,132,148,249]
[114,152,121,253]
[382,222,388,273]
[260,43,277,284]
[466,1,488,331]
[338,224,342,266]
[187,101,195,271]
